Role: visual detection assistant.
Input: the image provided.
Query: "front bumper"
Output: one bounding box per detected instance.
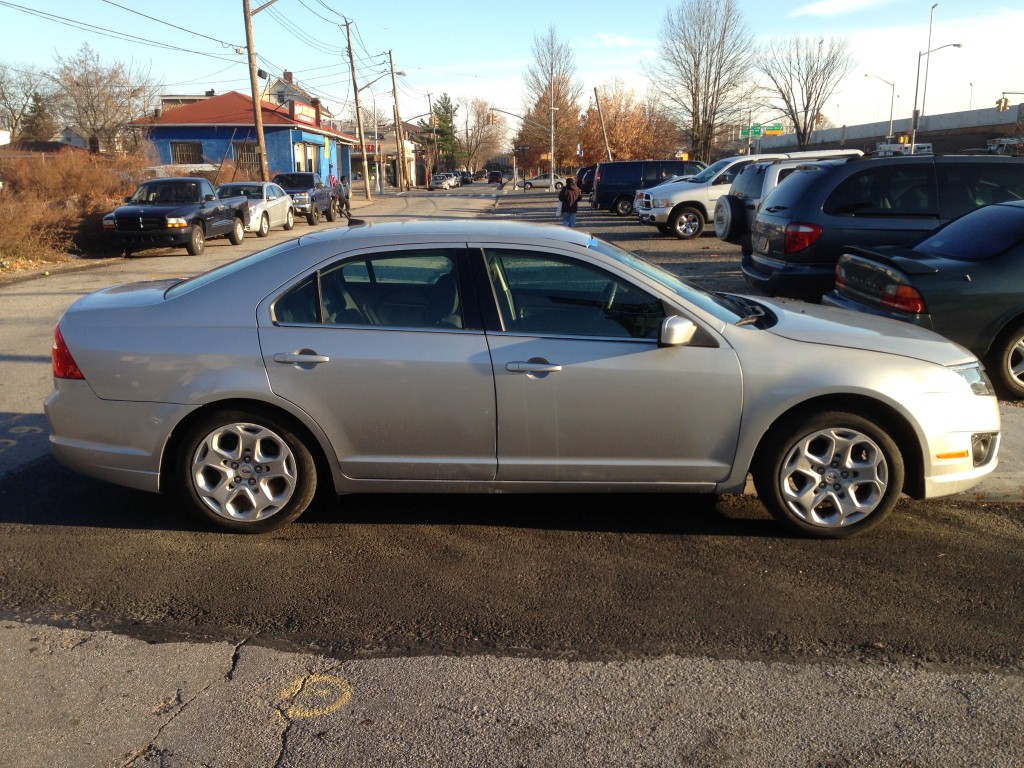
[637,206,669,225]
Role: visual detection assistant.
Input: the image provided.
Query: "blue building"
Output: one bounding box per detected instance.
[135,91,357,182]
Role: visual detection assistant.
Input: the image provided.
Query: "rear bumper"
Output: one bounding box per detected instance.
[740,252,837,300]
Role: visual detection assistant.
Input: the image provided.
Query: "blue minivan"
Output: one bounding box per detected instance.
[591,159,706,216]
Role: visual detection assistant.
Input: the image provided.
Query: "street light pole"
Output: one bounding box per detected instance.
[865,73,895,140]
[910,42,961,154]
[921,3,938,120]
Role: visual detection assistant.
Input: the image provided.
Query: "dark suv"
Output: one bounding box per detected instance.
[591,159,706,216]
[272,172,336,225]
[742,155,1024,300]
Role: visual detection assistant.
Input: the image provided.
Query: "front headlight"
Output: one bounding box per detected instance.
[953,362,994,396]
[102,216,115,230]
[165,217,188,229]
[293,193,309,203]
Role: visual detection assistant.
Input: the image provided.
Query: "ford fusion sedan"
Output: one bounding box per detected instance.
[46,220,999,537]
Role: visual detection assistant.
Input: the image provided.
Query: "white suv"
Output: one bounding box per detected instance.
[636,150,861,240]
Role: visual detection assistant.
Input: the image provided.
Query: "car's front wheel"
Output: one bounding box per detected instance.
[283,208,295,230]
[178,410,318,533]
[752,411,904,538]
[325,199,337,222]
[987,321,1024,398]
[669,206,704,239]
[185,223,205,255]
[524,182,533,190]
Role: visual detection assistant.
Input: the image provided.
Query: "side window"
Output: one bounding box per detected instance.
[273,275,321,324]
[323,250,462,329]
[604,162,640,184]
[937,162,1024,220]
[642,163,662,183]
[824,164,937,216]
[484,249,665,339]
[716,161,749,186]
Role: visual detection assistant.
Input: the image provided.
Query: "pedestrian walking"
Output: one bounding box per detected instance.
[337,175,352,219]
[558,177,581,228]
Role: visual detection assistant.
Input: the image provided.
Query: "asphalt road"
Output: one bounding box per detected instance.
[1,186,1022,767]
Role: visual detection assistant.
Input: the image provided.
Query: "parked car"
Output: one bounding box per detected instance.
[460,171,473,184]
[576,165,595,195]
[271,172,336,225]
[519,173,568,190]
[473,170,488,181]
[714,152,863,255]
[47,219,998,538]
[822,200,1024,398]
[488,170,504,184]
[216,181,295,237]
[102,177,250,256]
[430,173,453,190]
[636,152,853,239]
[742,154,1024,300]
[593,160,707,217]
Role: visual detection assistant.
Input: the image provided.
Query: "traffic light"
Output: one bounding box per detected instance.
[997,97,1010,112]
[489,112,499,125]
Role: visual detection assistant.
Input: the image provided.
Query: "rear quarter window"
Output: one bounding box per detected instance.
[823,163,936,217]
[756,168,824,213]
[600,162,641,184]
[729,166,766,200]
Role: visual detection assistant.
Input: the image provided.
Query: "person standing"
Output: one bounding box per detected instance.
[337,176,352,219]
[558,177,582,227]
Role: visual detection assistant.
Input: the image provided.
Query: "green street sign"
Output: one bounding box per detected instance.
[740,125,763,138]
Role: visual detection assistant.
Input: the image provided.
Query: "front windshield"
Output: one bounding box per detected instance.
[686,158,733,184]
[586,236,744,324]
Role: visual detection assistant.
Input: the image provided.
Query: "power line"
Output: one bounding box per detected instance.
[98,0,243,51]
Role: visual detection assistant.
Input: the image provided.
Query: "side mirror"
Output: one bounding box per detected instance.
[124,196,132,203]
[204,194,216,202]
[659,315,697,347]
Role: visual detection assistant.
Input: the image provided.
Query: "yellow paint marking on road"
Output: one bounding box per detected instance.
[279,673,353,719]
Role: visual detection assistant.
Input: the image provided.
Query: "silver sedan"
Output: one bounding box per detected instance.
[46,220,1000,537]
[216,181,295,237]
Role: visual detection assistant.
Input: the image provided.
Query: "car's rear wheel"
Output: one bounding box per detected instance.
[986,321,1024,398]
[752,411,904,539]
[283,208,295,230]
[613,196,633,216]
[228,216,245,245]
[256,212,270,237]
[669,206,704,239]
[185,224,205,255]
[178,410,318,533]
[307,205,320,226]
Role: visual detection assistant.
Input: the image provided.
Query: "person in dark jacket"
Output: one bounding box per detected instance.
[558,177,582,227]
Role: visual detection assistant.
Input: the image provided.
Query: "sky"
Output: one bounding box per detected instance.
[1,0,1021,139]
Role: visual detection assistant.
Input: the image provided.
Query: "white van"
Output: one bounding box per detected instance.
[636,149,862,240]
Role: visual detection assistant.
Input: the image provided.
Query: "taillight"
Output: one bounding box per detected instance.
[52,325,84,380]
[784,222,822,253]
[881,284,927,314]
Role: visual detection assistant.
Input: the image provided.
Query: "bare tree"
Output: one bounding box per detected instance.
[755,36,855,149]
[0,62,54,138]
[455,97,505,171]
[518,26,585,174]
[643,0,756,163]
[50,44,161,153]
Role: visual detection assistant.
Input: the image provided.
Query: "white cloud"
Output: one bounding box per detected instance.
[789,0,894,18]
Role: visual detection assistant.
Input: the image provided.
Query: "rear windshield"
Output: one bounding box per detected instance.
[913,203,1024,261]
[757,167,828,213]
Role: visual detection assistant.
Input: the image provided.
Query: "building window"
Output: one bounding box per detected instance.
[233,141,261,177]
[170,141,203,164]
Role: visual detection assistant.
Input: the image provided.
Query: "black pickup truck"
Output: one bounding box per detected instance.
[103,177,250,256]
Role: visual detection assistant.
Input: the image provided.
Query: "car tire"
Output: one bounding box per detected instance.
[325,199,337,222]
[283,208,295,231]
[714,195,745,242]
[178,410,318,534]
[555,182,563,190]
[669,206,704,240]
[656,224,672,235]
[307,205,320,226]
[524,182,533,190]
[228,216,245,245]
[986,321,1024,398]
[613,196,633,216]
[185,224,205,255]
[256,212,270,237]
[752,410,904,539]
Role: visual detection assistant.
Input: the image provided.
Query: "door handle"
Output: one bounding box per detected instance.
[505,361,562,373]
[273,352,330,365]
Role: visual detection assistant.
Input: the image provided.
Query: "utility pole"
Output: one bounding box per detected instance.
[345,19,372,201]
[389,50,406,190]
[594,87,613,161]
[427,92,436,181]
[242,0,277,180]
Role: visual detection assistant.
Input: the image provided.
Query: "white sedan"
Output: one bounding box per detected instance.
[216,182,295,237]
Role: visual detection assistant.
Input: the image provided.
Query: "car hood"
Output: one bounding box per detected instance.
[757,296,976,366]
